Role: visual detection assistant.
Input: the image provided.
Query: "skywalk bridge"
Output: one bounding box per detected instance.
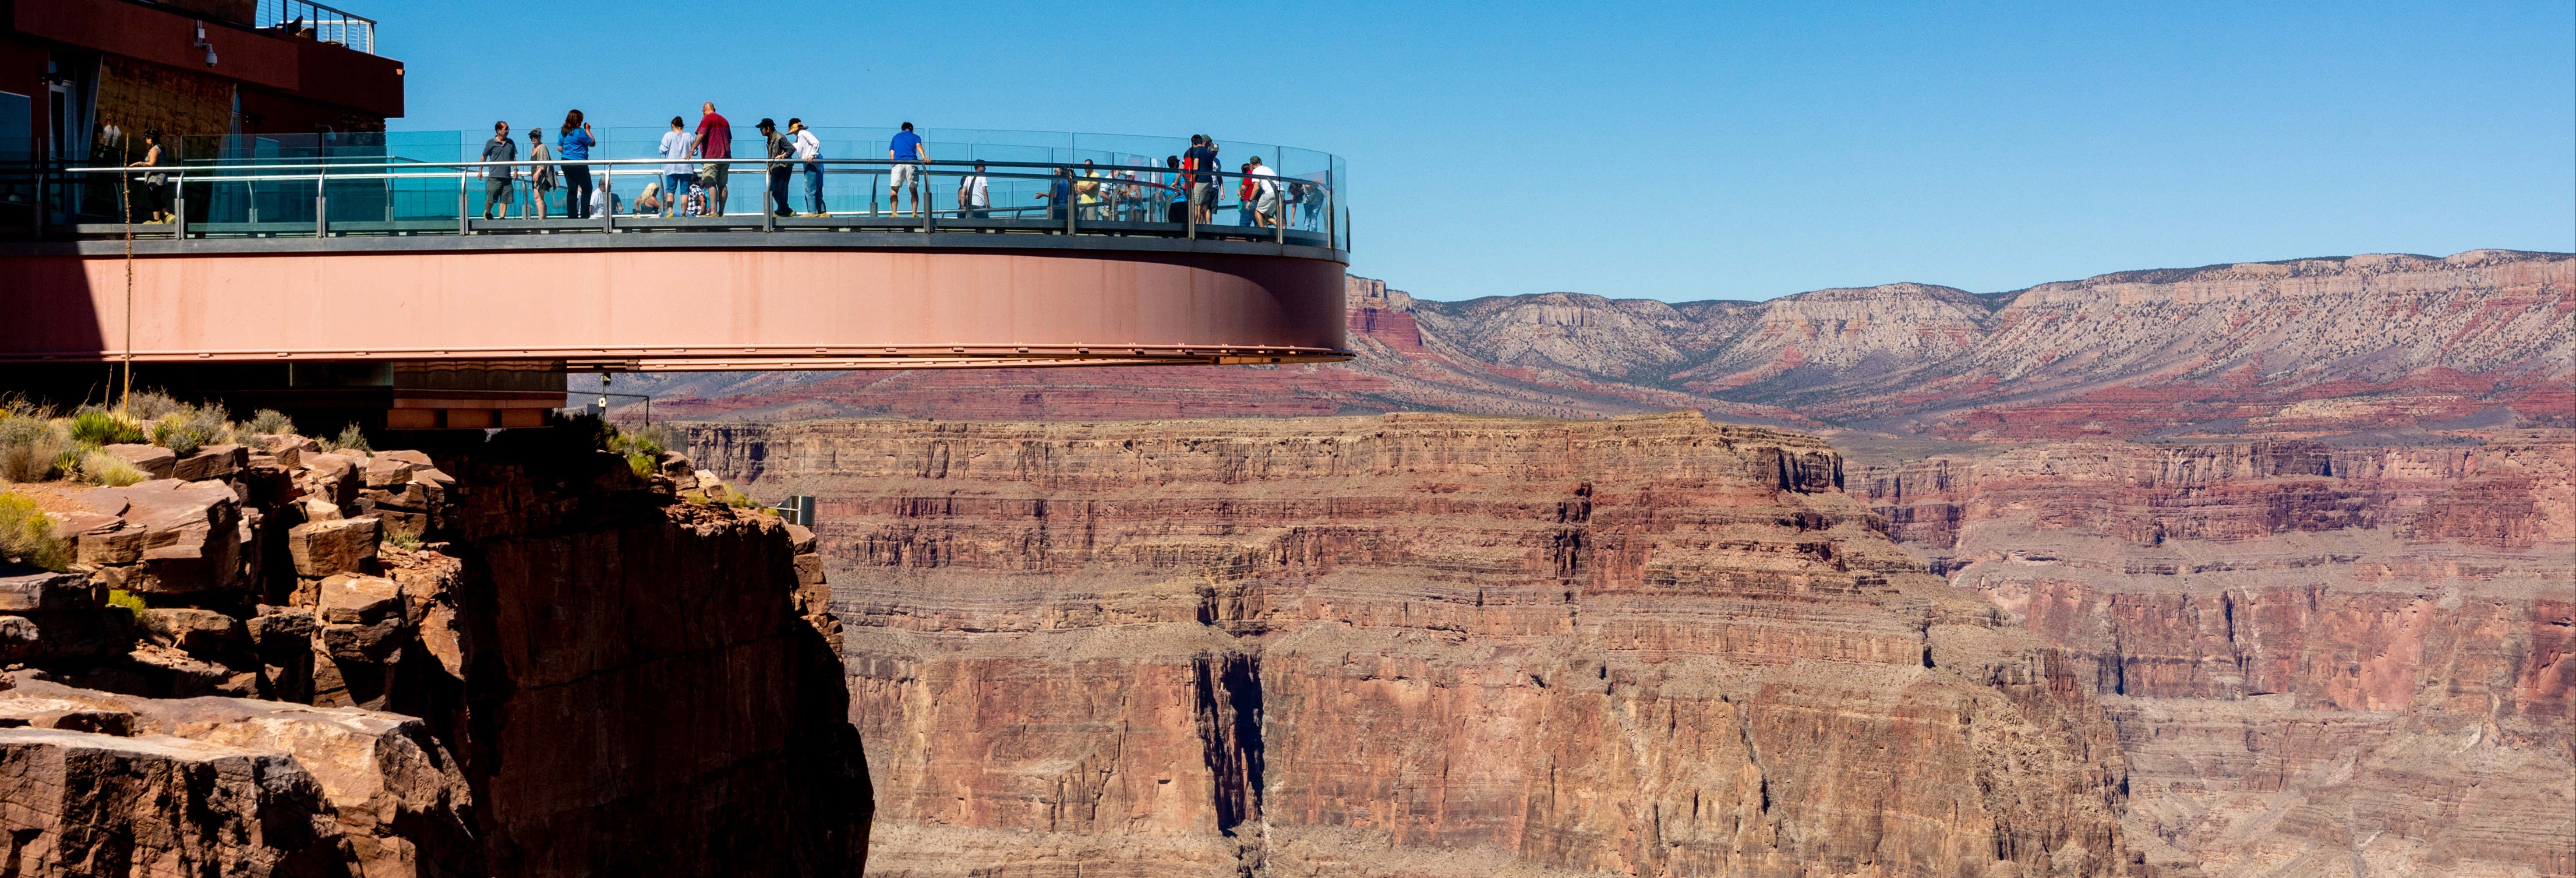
[0,138,1350,428]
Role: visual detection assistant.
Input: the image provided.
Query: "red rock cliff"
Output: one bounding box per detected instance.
[692,413,2154,877]
[1848,430,2575,876]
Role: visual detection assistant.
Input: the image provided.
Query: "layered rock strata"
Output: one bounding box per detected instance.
[693,413,2152,877]
[1848,430,2576,877]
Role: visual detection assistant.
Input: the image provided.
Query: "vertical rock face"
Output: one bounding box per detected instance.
[693,413,2149,877]
[1847,430,2576,877]
[425,441,871,877]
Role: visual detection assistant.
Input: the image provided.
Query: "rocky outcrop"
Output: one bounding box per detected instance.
[1847,430,2576,877]
[6,427,871,875]
[630,250,2572,439]
[693,413,2151,877]
[0,678,479,877]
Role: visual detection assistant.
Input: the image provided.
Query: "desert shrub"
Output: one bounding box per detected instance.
[124,390,184,421]
[79,451,148,487]
[70,407,146,446]
[151,405,231,457]
[608,423,668,459]
[0,492,69,571]
[320,423,373,454]
[0,415,71,482]
[106,589,148,616]
[626,451,657,478]
[386,533,423,551]
[245,409,298,436]
[720,485,758,509]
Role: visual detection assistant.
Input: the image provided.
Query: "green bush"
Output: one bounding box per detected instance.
[0,492,69,571]
[0,415,70,482]
[323,423,372,454]
[151,405,230,457]
[70,408,145,445]
[246,409,298,436]
[105,589,148,616]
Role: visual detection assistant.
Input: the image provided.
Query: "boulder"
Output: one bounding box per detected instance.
[287,516,379,578]
[363,456,417,489]
[169,444,246,482]
[320,619,405,664]
[0,570,99,613]
[246,607,319,649]
[0,726,351,875]
[657,451,696,483]
[71,522,145,567]
[80,480,243,594]
[0,681,482,878]
[299,453,361,509]
[317,574,403,625]
[783,522,819,554]
[138,607,246,656]
[98,443,177,480]
[0,615,38,663]
[376,449,434,467]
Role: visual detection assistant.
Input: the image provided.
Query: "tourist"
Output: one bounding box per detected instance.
[693,102,733,216]
[1249,156,1280,229]
[658,116,694,218]
[791,118,825,215]
[1183,135,1219,224]
[759,119,793,218]
[1036,166,1073,222]
[480,120,516,220]
[888,122,926,218]
[125,129,174,223]
[558,110,594,219]
[1163,155,1185,223]
[1235,163,1257,226]
[633,180,664,215]
[525,127,558,219]
[591,178,622,218]
[1075,159,1105,221]
[957,162,990,220]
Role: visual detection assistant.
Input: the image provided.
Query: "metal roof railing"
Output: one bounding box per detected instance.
[255,0,376,55]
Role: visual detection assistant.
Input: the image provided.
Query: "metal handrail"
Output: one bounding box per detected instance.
[36,155,1341,246]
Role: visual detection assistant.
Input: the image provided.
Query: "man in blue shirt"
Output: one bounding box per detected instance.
[888,122,926,218]
[1182,134,1219,225]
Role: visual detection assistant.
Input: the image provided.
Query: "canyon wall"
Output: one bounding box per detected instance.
[1848,430,2575,877]
[692,413,2158,877]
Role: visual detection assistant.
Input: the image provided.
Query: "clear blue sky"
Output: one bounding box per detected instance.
[380,1,2574,302]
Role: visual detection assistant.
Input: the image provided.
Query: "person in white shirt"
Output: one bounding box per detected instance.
[789,119,826,215]
[1248,156,1280,229]
[657,116,695,218]
[956,162,991,220]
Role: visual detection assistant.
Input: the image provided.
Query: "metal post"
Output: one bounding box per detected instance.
[922,164,934,233]
[1274,177,1285,245]
[457,170,469,234]
[1187,173,1196,240]
[601,167,615,233]
[763,167,775,231]
[314,187,326,237]
[1065,170,1077,235]
[172,172,187,240]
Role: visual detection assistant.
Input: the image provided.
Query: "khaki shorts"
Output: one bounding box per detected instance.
[698,163,728,184]
[889,162,920,189]
[1191,182,1217,208]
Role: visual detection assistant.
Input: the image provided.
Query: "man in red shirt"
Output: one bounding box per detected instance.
[693,102,733,216]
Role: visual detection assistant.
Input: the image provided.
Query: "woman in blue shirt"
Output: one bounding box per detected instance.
[558,110,595,219]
